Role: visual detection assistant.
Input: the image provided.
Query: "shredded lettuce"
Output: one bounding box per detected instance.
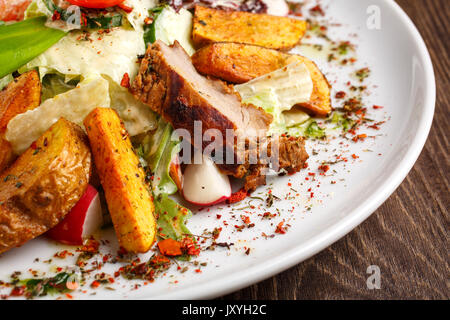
[41,73,78,101]
[138,118,180,196]
[329,111,355,132]
[304,120,326,139]
[237,62,313,135]
[6,74,157,154]
[134,118,193,242]
[144,6,195,55]
[0,74,13,90]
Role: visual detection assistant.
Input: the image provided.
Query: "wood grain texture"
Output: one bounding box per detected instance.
[221,0,449,300]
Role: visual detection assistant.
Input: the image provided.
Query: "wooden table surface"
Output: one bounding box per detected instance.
[222,0,449,300]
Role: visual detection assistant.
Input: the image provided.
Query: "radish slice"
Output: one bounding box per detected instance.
[47,185,103,245]
[182,153,231,206]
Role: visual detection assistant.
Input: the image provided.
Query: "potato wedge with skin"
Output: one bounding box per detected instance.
[84,108,156,253]
[0,118,92,254]
[192,5,307,50]
[0,70,41,172]
[192,43,331,116]
[0,70,41,131]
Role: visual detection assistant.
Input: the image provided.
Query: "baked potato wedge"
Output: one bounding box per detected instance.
[0,70,41,131]
[0,70,41,172]
[0,118,92,254]
[192,43,331,116]
[84,108,156,253]
[192,5,307,50]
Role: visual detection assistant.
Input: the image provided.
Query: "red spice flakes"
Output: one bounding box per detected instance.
[10,286,25,297]
[241,215,251,225]
[181,236,200,256]
[51,10,61,21]
[310,4,325,16]
[157,238,182,257]
[195,269,202,273]
[117,246,128,257]
[226,188,248,204]
[352,134,367,142]
[373,105,384,109]
[78,237,100,254]
[120,73,130,88]
[118,3,133,13]
[212,227,222,239]
[335,91,346,99]
[352,154,359,159]
[263,212,276,219]
[318,164,330,173]
[275,220,287,234]
[54,250,73,259]
[368,120,386,130]
[90,280,100,289]
[216,214,222,219]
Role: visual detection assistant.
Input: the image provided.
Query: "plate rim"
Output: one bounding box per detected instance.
[137,0,436,300]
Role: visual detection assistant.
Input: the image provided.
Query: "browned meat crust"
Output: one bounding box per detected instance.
[131,40,308,191]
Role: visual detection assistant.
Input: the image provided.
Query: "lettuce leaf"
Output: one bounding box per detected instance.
[138,118,180,196]
[41,73,78,101]
[0,74,13,90]
[144,6,195,55]
[154,193,192,241]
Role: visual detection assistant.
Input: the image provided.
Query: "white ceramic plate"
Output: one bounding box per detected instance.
[0,0,435,299]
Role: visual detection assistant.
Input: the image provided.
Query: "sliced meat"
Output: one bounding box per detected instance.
[131,40,308,189]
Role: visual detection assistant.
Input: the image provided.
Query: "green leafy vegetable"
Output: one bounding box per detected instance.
[41,73,79,101]
[139,117,180,196]
[143,6,165,46]
[0,16,66,78]
[13,272,78,298]
[154,193,192,241]
[43,0,123,29]
[305,120,326,139]
[134,118,193,243]
[329,111,355,132]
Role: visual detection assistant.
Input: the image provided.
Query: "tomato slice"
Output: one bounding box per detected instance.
[66,0,125,9]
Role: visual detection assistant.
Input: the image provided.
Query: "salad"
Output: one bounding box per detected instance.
[0,0,383,298]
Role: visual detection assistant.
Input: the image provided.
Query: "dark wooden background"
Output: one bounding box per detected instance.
[222,0,449,300]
